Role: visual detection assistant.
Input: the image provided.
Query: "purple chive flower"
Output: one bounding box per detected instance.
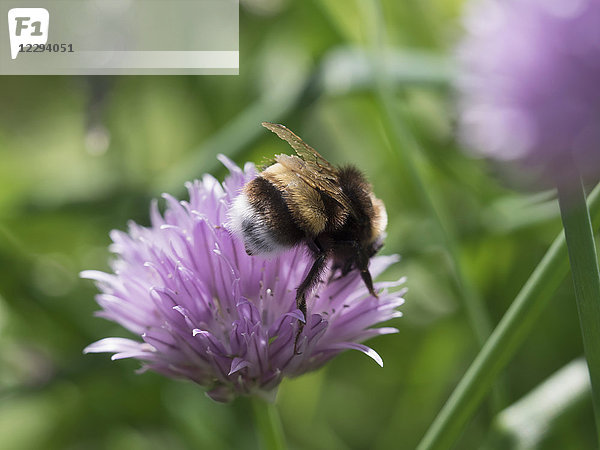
[83,156,405,402]
[457,0,600,180]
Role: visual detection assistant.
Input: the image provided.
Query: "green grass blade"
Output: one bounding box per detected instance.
[417,182,600,450]
[558,176,600,442]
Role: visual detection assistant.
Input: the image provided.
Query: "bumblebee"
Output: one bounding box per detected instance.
[228,123,387,332]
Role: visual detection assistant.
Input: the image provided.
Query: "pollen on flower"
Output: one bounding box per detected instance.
[83,155,405,402]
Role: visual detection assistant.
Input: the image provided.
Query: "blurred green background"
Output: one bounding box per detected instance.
[0,0,595,448]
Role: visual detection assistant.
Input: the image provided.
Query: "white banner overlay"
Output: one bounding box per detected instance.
[77,51,240,69]
[1,0,239,75]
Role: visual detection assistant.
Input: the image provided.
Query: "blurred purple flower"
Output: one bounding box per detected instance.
[457,0,600,180]
[83,155,405,402]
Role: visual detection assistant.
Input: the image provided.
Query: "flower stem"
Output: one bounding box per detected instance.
[251,397,286,450]
[417,181,600,450]
[557,174,600,442]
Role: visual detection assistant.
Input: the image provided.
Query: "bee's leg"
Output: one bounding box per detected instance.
[341,258,355,278]
[328,240,359,282]
[356,249,378,299]
[293,295,306,355]
[328,258,354,282]
[294,250,328,354]
[360,267,378,299]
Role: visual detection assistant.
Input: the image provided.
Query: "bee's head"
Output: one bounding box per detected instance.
[365,232,386,259]
[367,193,387,254]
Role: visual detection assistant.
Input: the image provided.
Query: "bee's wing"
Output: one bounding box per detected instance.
[262,122,351,210]
[262,122,334,172]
